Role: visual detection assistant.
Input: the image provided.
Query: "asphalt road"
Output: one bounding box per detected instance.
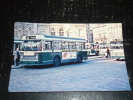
[8,57,131,92]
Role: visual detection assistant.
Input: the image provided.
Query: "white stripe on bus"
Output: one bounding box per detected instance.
[21,60,38,61]
[42,60,53,62]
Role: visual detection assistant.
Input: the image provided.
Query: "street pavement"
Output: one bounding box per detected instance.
[9,56,131,92]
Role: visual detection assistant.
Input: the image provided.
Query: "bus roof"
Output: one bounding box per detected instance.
[22,35,86,42]
[14,39,23,43]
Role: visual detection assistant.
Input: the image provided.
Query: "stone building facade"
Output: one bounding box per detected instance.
[14,22,87,40]
[88,23,123,44]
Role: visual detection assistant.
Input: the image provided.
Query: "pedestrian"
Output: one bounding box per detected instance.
[14,48,20,66]
[106,47,111,58]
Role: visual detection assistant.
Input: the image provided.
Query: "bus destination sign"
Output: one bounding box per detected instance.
[26,36,36,39]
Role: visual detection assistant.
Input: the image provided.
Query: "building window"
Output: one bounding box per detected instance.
[15,30,18,37]
[29,27,31,31]
[59,28,64,36]
[18,30,21,38]
[67,29,70,36]
[51,28,55,36]
[26,31,28,35]
[40,30,45,35]
[78,29,82,36]
[37,30,45,35]
[22,26,25,36]
[29,27,32,35]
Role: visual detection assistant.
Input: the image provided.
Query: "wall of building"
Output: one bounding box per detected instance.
[89,23,123,44]
[14,22,87,40]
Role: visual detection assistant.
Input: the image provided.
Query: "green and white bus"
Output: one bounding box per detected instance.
[98,41,125,60]
[20,35,88,66]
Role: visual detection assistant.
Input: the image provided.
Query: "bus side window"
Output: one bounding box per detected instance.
[82,43,85,50]
[44,41,53,50]
[62,42,65,50]
[76,42,81,50]
[38,45,42,51]
[66,42,69,50]
[45,44,48,49]
[53,41,60,50]
[69,42,76,50]
[61,42,69,50]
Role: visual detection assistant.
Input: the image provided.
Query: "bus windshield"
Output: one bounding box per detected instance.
[22,40,42,51]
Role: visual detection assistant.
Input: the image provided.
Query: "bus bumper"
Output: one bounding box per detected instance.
[20,61,40,64]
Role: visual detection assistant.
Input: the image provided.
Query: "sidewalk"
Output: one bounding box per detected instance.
[88,55,125,61]
[88,55,104,59]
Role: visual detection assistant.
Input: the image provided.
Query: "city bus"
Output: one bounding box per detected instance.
[20,35,88,66]
[86,43,99,56]
[110,41,125,60]
[98,41,125,60]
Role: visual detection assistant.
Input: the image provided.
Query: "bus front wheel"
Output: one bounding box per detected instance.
[77,55,82,63]
[53,56,61,67]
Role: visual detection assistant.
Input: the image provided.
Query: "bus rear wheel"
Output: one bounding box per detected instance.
[77,55,82,63]
[53,56,61,67]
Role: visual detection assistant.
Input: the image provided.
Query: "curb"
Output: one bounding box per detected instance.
[88,56,104,59]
